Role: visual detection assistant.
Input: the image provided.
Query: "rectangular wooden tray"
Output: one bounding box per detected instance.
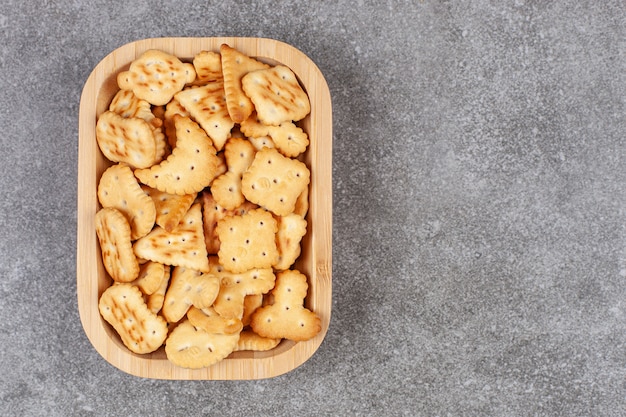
[77,37,332,380]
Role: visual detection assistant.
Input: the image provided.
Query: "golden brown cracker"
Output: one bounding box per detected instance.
[99,283,168,354]
[95,208,140,282]
[241,65,310,126]
[220,43,270,123]
[210,137,256,210]
[188,306,242,335]
[216,208,279,273]
[161,266,220,323]
[250,269,321,342]
[241,148,311,216]
[129,261,165,295]
[96,111,158,169]
[117,49,196,106]
[234,329,281,352]
[191,50,223,85]
[98,163,156,240]
[141,185,195,233]
[274,213,308,271]
[147,265,171,314]
[133,203,210,273]
[134,115,221,196]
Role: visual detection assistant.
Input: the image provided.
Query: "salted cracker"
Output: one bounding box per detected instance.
[141,185,195,233]
[161,266,220,323]
[216,208,279,273]
[99,283,168,354]
[241,148,310,216]
[220,43,270,124]
[96,111,158,169]
[134,115,221,196]
[191,50,223,85]
[234,329,281,352]
[241,65,310,126]
[117,49,196,106]
[95,208,140,283]
[98,163,156,240]
[129,261,166,295]
[250,269,321,342]
[133,203,210,273]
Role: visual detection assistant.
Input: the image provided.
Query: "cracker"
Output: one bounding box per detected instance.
[250,269,321,342]
[147,265,171,314]
[191,50,223,85]
[134,115,221,196]
[95,208,140,282]
[220,43,270,123]
[210,137,256,210]
[247,135,275,152]
[174,81,234,151]
[241,113,309,157]
[129,261,165,295]
[141,185,195,233]
[209,256,276,319]
[98,163,156,240]
[188,306,242,335]
[133,203,210,273]
[117,49,196,106]
[96,111,158,169]
[109,89,163,130]
[241,65,310,126]
[234,329,281,352]
[241,148,311,216]
[201,191,257,255]
[241,294,263,327]
[161,266,220,323]
[99,283,168,354]
[163,97,189,149]
[216,208,279,273]
[274,213,308,271]
[164,319,240,369]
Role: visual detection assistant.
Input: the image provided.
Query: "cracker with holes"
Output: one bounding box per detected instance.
[95,207,140,282]
[188,306,242,335]
[201,191,257,254]
[220,43,270,123]
[274,213,308,271]
[191,50,223,85]
[208,256,276,319]
[174,81,234,151]
[216,208,279,273]
[241,65,310,126]
[241,148,310,216]
[98,163,156,240]
[141,185,195,233]
[210,137,256,210]
[241,113,309,157]
[96,111,160,169]
[250,269,321,341]
[161,266,220,323]
[164,319,240,369]
[133,203,210,272]
[129,261,166,295]
[134,115,221,195]
[234,329,281,352]
[117,49,196,106]
[99,283,168,354]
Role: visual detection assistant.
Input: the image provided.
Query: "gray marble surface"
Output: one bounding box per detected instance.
[1,0,625,415]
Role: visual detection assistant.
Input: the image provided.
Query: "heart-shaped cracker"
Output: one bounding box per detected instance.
[216,208,279,273]
[164,319,240,369]
[174,81,234,151]
[96,111,159,169]
[140,185,195,233]
[117,49,196,106]
[162,266,220,323]
[95,208,140,282]
[250,269,321,342]
[133,203,210,273]
[241,148,311,216]
[220,43,270,124]
[134,116,221,196]
[99,283,168,354]
[241,65,310,126]
[98,163,156,240]
[208,256,276,319]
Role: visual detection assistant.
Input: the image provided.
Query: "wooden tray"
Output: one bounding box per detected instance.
[77,37,332,380]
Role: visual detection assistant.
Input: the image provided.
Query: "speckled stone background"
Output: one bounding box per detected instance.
[1,1,624,415]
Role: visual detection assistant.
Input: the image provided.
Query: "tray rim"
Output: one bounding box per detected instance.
[76,36,332,380]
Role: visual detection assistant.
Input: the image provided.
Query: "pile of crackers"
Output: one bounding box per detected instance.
[94,44,320,369]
